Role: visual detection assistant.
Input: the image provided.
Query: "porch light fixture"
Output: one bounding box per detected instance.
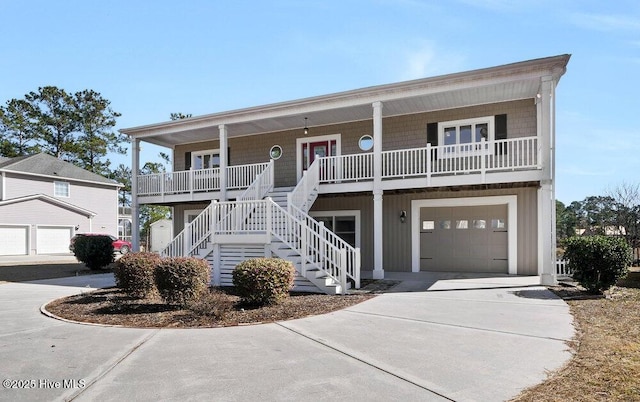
[400,210,407,223]
[303,117,309,135]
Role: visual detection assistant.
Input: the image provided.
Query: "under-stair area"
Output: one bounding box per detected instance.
[160,160,360,295]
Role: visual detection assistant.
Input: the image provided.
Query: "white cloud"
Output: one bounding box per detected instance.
[571,13,640,32]
[399,41,466,80]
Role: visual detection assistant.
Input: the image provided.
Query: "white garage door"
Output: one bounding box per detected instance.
[37,227,73,254]
[419,205,508,273]
[0,226,29,256]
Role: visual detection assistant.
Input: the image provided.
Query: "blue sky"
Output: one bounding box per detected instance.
[1,0,639,204]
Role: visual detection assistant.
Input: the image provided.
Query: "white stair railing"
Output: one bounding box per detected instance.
[160,161,274,258]
[287,158,360,289]
[238,160,274,201]
[161,203,214,257]
[289,159,319,212]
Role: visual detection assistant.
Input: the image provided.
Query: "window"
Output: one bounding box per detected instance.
[422,220,435,230]
[439,116,494,155]
[191,149,220,170]
[359,135,373,151]
[269,145,283,160]
[54,181,69,197]
[309,210,360,248]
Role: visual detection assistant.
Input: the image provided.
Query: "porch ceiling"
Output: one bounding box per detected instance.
[122,55,569,148]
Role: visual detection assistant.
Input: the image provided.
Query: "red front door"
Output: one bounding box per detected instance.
[302,140,337,172]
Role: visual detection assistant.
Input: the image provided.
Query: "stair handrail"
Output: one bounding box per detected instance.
[238,159,274,201]
[288,202,360,289]
[289,159,320,212]
[160,160,274,257]
[161,202,215,257]
[265,199,354,294]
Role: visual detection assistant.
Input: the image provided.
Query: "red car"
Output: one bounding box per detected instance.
[69,234,131,254]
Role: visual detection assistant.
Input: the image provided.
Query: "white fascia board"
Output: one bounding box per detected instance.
[121,55,571,139]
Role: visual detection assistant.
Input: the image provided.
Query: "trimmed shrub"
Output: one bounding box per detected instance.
[187,288,234,319]
[154,257,211,306]
[565,235,632,293]
[73,235,114,270]
[232,258,295,306]
[113,252,162,299]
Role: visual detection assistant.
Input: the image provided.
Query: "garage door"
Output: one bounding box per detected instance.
[37,227,73,254]
[419,205,508,273]
[0,226,29,256]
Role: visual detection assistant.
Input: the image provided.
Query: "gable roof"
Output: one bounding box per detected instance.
[0,153,121,188]
[0,193,96,217]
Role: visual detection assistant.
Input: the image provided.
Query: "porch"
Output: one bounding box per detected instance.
[136,136,541,203]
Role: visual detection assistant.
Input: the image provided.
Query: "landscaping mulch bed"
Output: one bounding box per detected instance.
[513,270,640,401]
[45,287,375,328]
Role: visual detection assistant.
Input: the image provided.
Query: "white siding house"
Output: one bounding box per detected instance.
[0,154,121,255]
[122,55,570,294]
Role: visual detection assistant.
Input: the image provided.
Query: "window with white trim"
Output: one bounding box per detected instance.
[439,116,494,154]
[54,181,70,198]
[191,149,220,170]
[309,210,360,248]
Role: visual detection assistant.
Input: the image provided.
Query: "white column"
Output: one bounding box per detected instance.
[219,124,228,201]
[538,76,556,286]
[131,138,140,252]
[372,101,384,279]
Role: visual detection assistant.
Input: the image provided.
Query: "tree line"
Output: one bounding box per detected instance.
[0,86,177,243]
[557,183,640,260]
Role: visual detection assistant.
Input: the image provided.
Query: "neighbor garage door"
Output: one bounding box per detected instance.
[0,225,29,256]
[36,227,73,254]
[419,205,508,273]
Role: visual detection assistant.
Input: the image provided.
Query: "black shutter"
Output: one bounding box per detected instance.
[427,123,438,145]
[184,152,191,170]
[227,147,230,165]
[495,114,507,154]
[427,122,438,160]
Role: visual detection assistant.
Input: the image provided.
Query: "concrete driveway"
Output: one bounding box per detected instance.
[0,274,574,402]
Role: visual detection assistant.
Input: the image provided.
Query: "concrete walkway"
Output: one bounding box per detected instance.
[0,274,574,402]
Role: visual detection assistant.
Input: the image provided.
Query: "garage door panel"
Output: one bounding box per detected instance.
[0,226,28,256]
[420,204,508,273]
[37,227,73,254]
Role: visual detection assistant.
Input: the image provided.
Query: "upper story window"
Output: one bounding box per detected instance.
[439,116,494,154]
[54,181,70,198]
[191,149,220,170]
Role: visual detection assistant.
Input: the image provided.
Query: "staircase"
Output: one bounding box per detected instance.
[160,160,360,295]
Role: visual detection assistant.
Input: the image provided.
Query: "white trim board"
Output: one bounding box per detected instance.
[309,210,361,249]
[296,133,341,181]
[410,195,518,275]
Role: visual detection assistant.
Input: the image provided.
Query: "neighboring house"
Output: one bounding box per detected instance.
[0,153,121,256]
[122,54,570,294]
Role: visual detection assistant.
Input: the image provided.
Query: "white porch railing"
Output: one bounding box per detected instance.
[137,162,271,197]
[556,259,573,277]
[316,136,540,183]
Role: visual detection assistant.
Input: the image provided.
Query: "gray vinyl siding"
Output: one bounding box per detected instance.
[2,173,119,236]
[1,199,87,254]
[172,203,209,235]
[173,99,537,188]
[310,186,539,275]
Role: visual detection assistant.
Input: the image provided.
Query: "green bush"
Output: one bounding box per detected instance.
[154,257,211,306]
[73,235,114,270]
[113,252,162,299]
[565,235,632,293]
[232,258,295,306]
